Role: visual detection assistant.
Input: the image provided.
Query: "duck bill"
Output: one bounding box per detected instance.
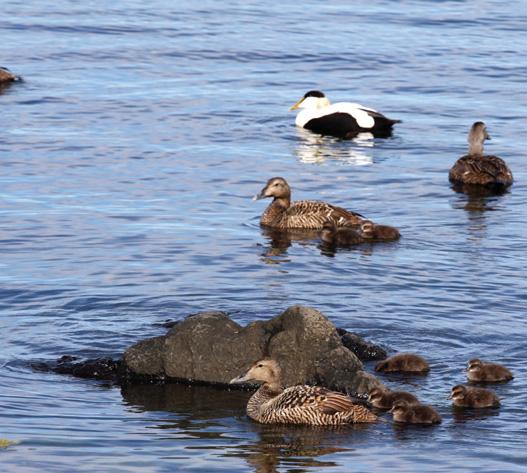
[447,394,453,399]
[229,373,252,384]
[289,97,304,111]
[486,133,491,140]
[252,192,266,201]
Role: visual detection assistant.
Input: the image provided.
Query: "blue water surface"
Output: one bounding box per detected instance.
[1,1,527,471]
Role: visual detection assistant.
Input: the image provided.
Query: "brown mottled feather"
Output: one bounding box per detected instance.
[449,155,513,187]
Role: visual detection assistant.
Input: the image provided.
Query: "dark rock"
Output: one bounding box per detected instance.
[337,329,388,361]
[123,305,382,395]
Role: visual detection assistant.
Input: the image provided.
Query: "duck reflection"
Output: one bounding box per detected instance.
[121,383,357,473]
[294,128,374,165]
[450,406,500,424]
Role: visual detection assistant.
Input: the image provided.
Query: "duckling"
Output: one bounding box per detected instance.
[320,220,364,246]
[375,353,430,374]
[449,122,513,191]
[358,220,401,242]
[368,386,419,410]
[0,66,21,83]
[390,400,441,424]
[290,90,400,139]
[466,358,513,383]
[254,177,365,230]
[230,359,377,425]
[449,384,500,408]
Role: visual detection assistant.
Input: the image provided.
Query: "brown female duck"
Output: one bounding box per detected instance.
[375,353,430,374]
[449,384,500,408]
[449,122,513,191]
[368,386,419,410]
[390,400,441,424]
[230,359,377,425]
[358,220,401,242]
[466,358,513,383]
[254,177,365,230]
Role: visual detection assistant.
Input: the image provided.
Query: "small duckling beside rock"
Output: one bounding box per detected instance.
[390,400,441,425]
[449,384,500,408]
[368,386,419,410]
[466,359,513,383]
[375,353,430,374]
[358,220,401,242]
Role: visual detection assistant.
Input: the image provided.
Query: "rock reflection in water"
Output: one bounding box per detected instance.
[122,383,363,473]
[294,128,374,165]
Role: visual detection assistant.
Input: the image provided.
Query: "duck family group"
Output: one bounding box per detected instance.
[3,68,515,428]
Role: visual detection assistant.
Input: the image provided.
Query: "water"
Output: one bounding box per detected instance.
[1,0,526,471]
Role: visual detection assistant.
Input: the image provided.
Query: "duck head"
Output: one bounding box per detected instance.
[253,177,291,201]
[368,387,385,405]
[359,220,375,239]
[389,399,410,415]
[467,358,483,374]
[468,121,490,156]
[449,384,467,401]
[230,359,282,387]
[290,90,331,111]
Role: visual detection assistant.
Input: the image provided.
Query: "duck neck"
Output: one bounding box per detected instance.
[261,197,290,226]
[247,382,283,419]
[468,141,484,156]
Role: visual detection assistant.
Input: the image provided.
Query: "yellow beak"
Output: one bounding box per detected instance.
[289,97,304,111]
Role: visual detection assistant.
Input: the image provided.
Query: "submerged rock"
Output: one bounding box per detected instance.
[337,329,388,361]
[123,305,382,394]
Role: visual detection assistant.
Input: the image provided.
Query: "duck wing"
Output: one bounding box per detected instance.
[269,385,354,413]
[286,200,364,229]
[450,155,513,185]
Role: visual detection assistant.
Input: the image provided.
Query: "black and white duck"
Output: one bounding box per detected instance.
[290,90,400,139]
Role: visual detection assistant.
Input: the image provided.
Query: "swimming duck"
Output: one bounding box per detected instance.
[230,359,377,425]
[375,353,430,374]
[449,122,513,191]
[0,67,21,83]
[320,220,364,246]
[390,400,441,424]
[358,220,401,242]
[254,177,365,230]
[368,386,419,410]
[466,358,513,383]
[449,384,500,408]
[290,90,400,139]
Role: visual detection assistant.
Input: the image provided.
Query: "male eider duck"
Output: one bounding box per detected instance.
[290,90,400,139]
[449,384,500,409]
[254,177,365,230]
[368,386,419,410]
[358,220,401,242]
[320,220,364,246]
[390,400,441,425]
[449,122,513,192]
[0,67,21,84]
[375,353,430,374]
[466,358,513,383]
[230,359,377,425]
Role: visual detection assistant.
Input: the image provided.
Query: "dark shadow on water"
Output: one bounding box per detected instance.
[450,406,501,424]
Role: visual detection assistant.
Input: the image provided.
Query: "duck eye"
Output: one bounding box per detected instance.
[257,364,263,367]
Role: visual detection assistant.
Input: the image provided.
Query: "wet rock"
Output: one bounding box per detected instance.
[32,356,124,381]
[123,305,382,394]
[337,329,388,361]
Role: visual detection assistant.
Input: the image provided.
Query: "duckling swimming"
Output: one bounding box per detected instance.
[254,177,365,230]
[449,384,500,408]
[466,358,513,383]
[390,400,441,424]
[0,66,20,83]
[368,386,419,410]
[375,353,430,374]
[320,220,364,246]
[358,220,401,242]
[230,359,377,425]
[449,122,513,192]
[290,90,400,139]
